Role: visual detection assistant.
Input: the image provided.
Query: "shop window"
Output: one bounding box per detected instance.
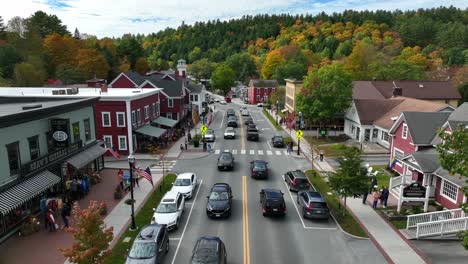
[102,112,111,127]
[116,112,125,127]
[441,180,458,202]
[83,119,91,141]
[118,136,127,150]
[168,98,174,108]
[144,105,149,119]
[136,109,141,124]
[6,142,20,175]
[72,122,80,143]
[131,111,136,125]
[103,136,112,149]
[402,124,408,139]
[28,136,40,160]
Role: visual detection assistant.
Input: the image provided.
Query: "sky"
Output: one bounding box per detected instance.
[2,0,467,38]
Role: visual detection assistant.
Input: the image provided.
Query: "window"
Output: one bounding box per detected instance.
[136,109,141,124]
[6,142,20,175]
[144,105,149,119]
[116,112,125,127]
[441,180,458,202]
[381,131,389,142]
[84,119,91,141]
[28,136,40,160]
[394,148,404,160]
[256,88,260,94]
[103,136,112,149]
[168,98,174,108]
[102,112,111,127]
[194,94,198,102]
[166,113,172,119]
[402,124,408,139]
[118,135,127,150]
[152,103,156,116]
[72,122,80,142]
[131,111,136,125]
[351,125,355,134]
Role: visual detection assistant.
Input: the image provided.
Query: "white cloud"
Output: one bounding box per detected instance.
[1,0,467,37]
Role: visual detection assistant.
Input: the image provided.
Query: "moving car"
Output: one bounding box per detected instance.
[223,127,236,139]
[244,117,254,125]
[227,117,238,128]
[271,135,285,148]
[190,236,227,264]
[284,170,311,192]
[206,183,233,218]
[151,191,185,230]
[297,191,330,219]
[241,109,249,116]
[247,128,259,141]
[204,129,216,142]
[126,224,169,264]
[259,189,286,217]
[247,123,257,130]
[217,151,234,171]
[172,172,198,199]
[250,160,269,179]
[226,109,235,118]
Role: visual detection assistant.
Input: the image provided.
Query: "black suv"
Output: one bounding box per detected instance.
[297,191,330,219]
[271,135,285,148]
[227,117,238,128]
[125,224,169,264]
[217,151,234,170]
[250,160,269,179]
[247,128,259,141]
[191,236,227,264]
[260,189,286,217]
[244,116,253,125]
[284,170,311,192]
[206,183,233,218]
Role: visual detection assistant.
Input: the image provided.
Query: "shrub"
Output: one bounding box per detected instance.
[411,205,423,214]
[428,200,437,207]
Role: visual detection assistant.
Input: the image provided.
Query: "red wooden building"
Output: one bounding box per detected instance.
[248,79,279,104]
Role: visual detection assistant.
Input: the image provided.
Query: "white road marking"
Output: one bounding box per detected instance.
[218,110,225,129]
[275,150,282,155]
[215,149,220,154]
[250,150,255,155]
[266,140,272,150]
[283,150,289,155]
[258,150,264,155]
[171,180,203,264]
[241,150,246,155]
[169,237,181,241]
[232,149,238,154]
[267,150,273,155]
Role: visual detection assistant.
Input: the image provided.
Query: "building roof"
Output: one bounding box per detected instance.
[186,83,204,93]
[124,71,147,86]
[447,102,468,129]
[374,97,450,130]
[353,81,461,100]
[402,112,451,145]
[250,79,279,88]
[353,99,403,125]
[145,77,184,97]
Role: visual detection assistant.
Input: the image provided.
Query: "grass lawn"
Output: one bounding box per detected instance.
[104,174,177,264]
[262,110,282,130]
[370,165,391,188]
[316,143,349,157]
[304,135,349,146]
[390,220,407,229]
[305,170,368,238]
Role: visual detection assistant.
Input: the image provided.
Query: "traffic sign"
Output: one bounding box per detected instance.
[200,125,208,135]
[296,130,303,139]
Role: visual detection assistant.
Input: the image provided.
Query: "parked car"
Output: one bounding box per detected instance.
[125,224,169,264]
[297,191,330,220]
[241,109,249,116]
[250,160,269,179]
[271,135,285,148]
[224,127,236,139]
[259,189,286,217]
[224,97,232,103]
[227,117,238,128]
[217,151,234,170]
[220,100,227,105]
[204,129,216,142]
[284,170,310,192]
[190,236,227,264]
[172,172,198,199]
[206,183,233,218]
[244,117,254,125]
[151,191,185,230]
[247,128,259,141]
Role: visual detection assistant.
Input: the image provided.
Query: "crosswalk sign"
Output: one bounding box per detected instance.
[201,125,208,135]
[296,130,303,139]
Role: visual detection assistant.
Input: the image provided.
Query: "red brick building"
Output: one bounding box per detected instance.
[248,79,279,104]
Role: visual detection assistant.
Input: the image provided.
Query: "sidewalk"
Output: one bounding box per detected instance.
[265,109,428,264]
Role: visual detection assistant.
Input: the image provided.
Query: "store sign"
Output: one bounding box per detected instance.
[50,119,70,148]
[21,140,82,176]
[403,182,426,198]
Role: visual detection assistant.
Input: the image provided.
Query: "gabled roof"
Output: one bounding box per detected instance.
[250,79,279,88]
[447,102,468,129]
[186,83,204,93]
[124,71,147,86]
[146,76,184,97]
[353,99,403,125]
[352,81,386,99]
[401,112,451,145]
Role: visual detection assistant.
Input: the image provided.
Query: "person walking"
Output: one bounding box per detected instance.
[287,142,293,154]
[184,138,188,150]
[46,209,56,232]
[372,190,381,209]
[319,150,324,161]
[118,169,124,190]
[61,201,72,228]
[381,186,390,208]
[362,189,368,205]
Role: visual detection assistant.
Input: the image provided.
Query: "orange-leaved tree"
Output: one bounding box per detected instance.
[60,201,113,264]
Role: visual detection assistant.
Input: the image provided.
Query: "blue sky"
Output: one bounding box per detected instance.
[3,0,468,37]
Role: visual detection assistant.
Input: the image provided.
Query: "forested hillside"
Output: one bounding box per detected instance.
[0,6,467,96]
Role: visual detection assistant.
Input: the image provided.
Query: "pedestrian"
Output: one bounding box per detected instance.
[118,169,124,190]
[46,209,56,232]
[381,186,390,208]
[180,143,184,151]
[362,189,368,204]
[319,150,324,161]
[207,143,212,153]
[188,132,192,142]
[134,173,140,188]
[184,138,188,150]
[372,190,381,209]
[61,201,72,228]
[371,177,378,192]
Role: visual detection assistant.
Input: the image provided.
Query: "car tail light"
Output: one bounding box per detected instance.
[292,178,296,186]
[252,169,257,173]
[307,203,313,211]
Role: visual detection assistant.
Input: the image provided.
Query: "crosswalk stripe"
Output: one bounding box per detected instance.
[267,150,273,155]
[250,150,255,155]
[258,150,264,155]
[283,150,289,155]
[215,149,220,154]
[241,150,246,155]
[232,149,237,154]
[275,150,282,155]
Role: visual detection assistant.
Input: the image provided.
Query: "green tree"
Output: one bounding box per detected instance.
[273,61,307,84]
[60,201,113,264]
[328,147,369,215]
[27,11,69,38]
[0,16,6,40]
[345,40,378,80]
[56,64,82,85]
[0,44,22,78]
[459,83,468,104]
[188,47,202,63]
[117,34,144,69]
[211,65,235,96]
[14,62,46,86]
[268,87,285,106]
[225,53,258,83]
[189,58,217,81]
[134,57,150,75]
[296,62,352,124]
[372,59,426,80]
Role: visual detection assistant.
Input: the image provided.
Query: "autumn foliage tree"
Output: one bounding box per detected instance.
[75,49,109,80]
[60,201,113,264]
[135,57,150,75]
[43,33,80,74]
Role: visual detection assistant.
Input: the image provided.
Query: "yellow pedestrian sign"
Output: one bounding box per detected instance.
[200,125,208,135]
[296,130,303,140]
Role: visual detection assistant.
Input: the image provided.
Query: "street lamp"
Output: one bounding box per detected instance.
[128,154,137,231]
[276,100,280,125]
[297,111,302,156]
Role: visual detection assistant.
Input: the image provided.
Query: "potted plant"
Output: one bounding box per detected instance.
[192,134,202,148]
[114,185,123,200]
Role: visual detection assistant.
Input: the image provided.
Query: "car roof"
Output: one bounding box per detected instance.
[177,172,195,179]
[137,224,163,241]
[221,151,232,155]
[161,190,179,201]
[289,170,307,178]
[273,135,283,138]
[251,160,267,164]
[212,183,229,192]
[304,191,326,202]
[263,188,282,194]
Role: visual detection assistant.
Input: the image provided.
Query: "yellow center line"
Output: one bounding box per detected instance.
[239,113,245,151]
[242,176,251,264]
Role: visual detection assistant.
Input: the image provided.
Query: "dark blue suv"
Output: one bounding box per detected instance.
[296,191,330,220]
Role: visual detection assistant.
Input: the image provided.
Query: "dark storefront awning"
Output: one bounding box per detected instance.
[136,124,166,138]
[152,116,178,128]
[67,144,107,169]
[0,170,61,215]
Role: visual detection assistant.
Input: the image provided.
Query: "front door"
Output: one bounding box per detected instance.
[364,129,370,142]
[356,127,360,140]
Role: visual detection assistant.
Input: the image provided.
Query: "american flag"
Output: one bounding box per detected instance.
[137,167,153,186]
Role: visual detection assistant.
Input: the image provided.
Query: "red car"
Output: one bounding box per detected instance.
[224,97,231,103]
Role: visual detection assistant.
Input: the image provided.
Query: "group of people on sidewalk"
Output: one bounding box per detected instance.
[361,177,390,209]
[42,198,73,232]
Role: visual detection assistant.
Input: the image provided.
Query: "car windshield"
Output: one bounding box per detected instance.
[220,154,232,161]
[174,178,191,186]
[206,130,214,135]
[253,163,266,170]
[156,203,177,213]
[225,128,233,132]
[209,191,229,200]
[273,137,283,141]
[128,241,156,259]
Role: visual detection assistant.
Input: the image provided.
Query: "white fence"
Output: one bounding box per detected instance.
[416,217,468,239]
[407,208,465,229]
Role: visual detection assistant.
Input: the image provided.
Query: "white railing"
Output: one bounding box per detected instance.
[390,175,403,188]
[416,217,468,239]
[407,208,465,229]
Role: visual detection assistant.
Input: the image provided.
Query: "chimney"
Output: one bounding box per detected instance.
[392,81,402,97]
[175,70,179,80]
[101,84,108,93]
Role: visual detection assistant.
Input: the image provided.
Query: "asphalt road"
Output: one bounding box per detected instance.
[162,101,385,264]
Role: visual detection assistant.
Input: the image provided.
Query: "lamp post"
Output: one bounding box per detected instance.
[128,154,137,231]
[297,111,302,156]
[276,100,280,125]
